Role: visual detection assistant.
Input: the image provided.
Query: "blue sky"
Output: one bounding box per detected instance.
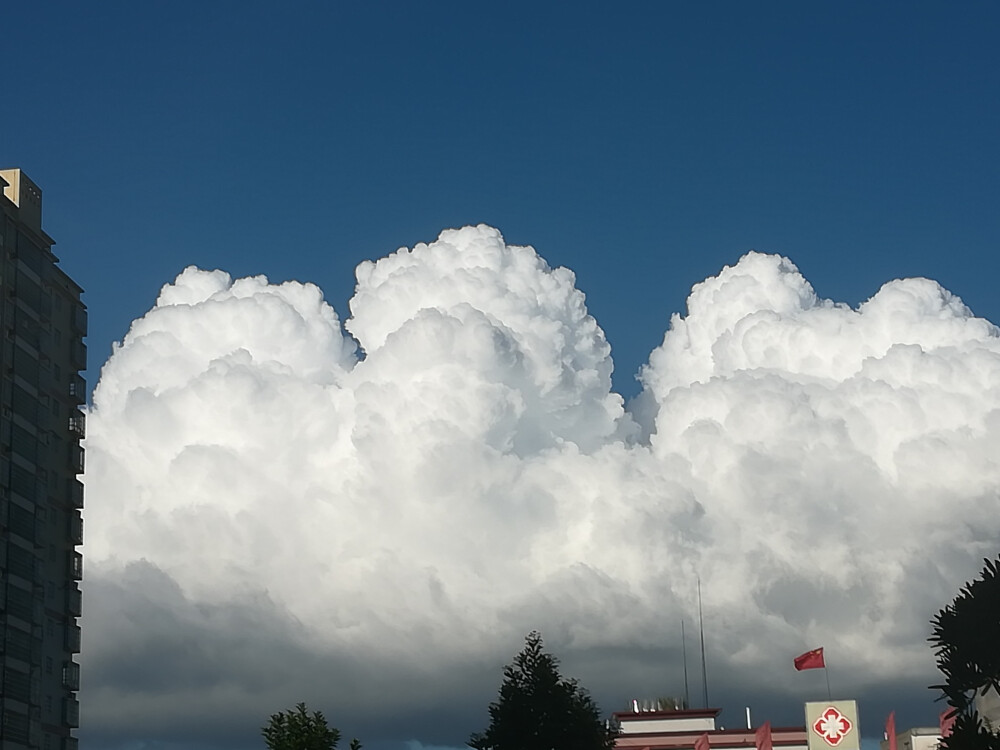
[5,1,999,401]
[4,2,999,749]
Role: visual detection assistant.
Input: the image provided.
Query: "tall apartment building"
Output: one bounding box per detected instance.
[0,169,85,750]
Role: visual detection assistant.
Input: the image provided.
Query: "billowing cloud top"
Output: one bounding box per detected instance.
[83,226,1000,749]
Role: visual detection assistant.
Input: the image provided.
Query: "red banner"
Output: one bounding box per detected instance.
[794,647,825,670]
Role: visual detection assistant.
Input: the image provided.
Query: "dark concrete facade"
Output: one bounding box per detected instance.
[0,169,84,750]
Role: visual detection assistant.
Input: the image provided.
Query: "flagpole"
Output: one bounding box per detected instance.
[824,664,832,701]
[698,577,709,709]
[682,619,691,709]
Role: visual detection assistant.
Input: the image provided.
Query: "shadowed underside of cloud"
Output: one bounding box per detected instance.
[81,225,1000,749]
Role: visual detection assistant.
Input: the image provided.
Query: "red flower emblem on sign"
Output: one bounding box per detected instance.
[812,706,853,747]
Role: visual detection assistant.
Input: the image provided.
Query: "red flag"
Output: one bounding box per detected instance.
[755,721,773,750]
[886,711,897,750]
[794,647,825,670]
[940,709,957,738]
[695,733,711,750]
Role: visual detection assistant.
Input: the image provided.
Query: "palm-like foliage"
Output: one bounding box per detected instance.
[930,557,1000,749]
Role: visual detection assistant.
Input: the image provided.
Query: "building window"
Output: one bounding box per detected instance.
[3,709,29,744]
[7,628,32,662]
[7,584,35,622]
[4,667,31,702]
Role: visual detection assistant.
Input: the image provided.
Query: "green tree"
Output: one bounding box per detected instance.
[469,631,615,750]
[261,703,361,750]
[930,557,1000,750]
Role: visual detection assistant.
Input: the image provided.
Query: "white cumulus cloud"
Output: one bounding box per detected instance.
[81,226,1000,749]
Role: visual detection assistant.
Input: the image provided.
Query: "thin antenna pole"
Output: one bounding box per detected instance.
[682,619,690,709]
[698,577,709,708]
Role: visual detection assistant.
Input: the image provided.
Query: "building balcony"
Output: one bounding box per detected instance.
[69,444,84,474]
[70,340,86,371]
[68,551,83,581]
[67,478,84,508]
[68,373,86,403]
[65,623,82,654]
[68,413,85,438]
[66,585,82,617]
[68,511,83,545]
[63,697,80,728]
[71,304,87,334]
[62,661,80,691]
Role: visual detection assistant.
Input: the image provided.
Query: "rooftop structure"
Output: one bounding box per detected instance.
[613,707,807,750]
